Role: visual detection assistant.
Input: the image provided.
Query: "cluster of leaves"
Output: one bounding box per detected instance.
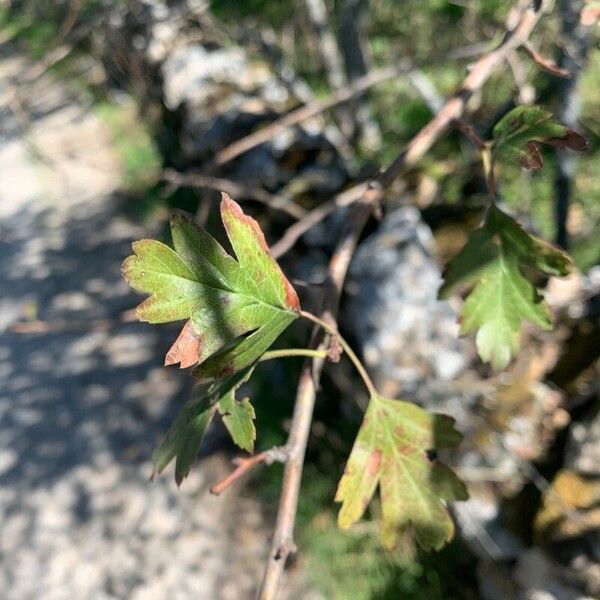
[439,105,585,369]
[123,194,299,479]
[122,106,585,552]
[123,194,465,550]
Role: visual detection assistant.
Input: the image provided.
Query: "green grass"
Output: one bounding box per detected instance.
[292,462,477,600]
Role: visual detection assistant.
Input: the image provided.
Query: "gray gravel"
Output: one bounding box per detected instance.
[0,47,286,600]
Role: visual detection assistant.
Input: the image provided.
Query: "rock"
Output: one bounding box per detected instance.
[565,411,600,476]
[345,206,469,399]
[514,549,596,600]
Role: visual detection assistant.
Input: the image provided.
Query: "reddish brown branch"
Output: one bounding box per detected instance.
[453,119,486,150]
[258,5,544,599]
[210,447,289,496]
[523,41,572,78]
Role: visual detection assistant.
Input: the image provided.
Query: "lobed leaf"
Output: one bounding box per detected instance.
[439,205,572,369]
[152,367,256,484]
[123,193,300,378]
[335,394,467,551]
[491,105,587,170]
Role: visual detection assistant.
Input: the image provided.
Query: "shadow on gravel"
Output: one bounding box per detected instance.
[0,195,198,493]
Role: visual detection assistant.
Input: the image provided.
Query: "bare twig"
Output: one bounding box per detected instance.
[212,64,407,167]
[210,447,289,496]
[211,37,511,170]
[453,119,486,150]
[271,182,369,258]
[161,169,306,220]
[522,41,572,77]
[506,49,536,103]
[259,5,544,598]
[9,311,136,334]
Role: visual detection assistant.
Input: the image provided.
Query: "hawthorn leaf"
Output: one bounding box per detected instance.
[492,105,587,170]
[439,205,572,369]
[152,366,255,484]
[217,369,256,453]
[122,193,300,378]
[335,394,467,551]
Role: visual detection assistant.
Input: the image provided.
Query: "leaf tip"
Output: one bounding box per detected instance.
[165,321,203,369]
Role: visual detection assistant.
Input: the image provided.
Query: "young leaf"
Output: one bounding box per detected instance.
[217,370,256,453]
[491,105,587,170]
[122,193,300,379]
[153,366,256,484]
[335,394,467,551]
[439,205,572,369]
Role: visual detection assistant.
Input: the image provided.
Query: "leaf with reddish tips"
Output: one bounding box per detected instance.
[335,393,467,551]
[123,193,300,376]
[439,205,572,369]
[164,321,203,369]
[492,106,587,170]
[152,366,256,484]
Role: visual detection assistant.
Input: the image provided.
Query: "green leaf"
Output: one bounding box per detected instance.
[217,369,256,453]
[122,193,300,377]
[152,367,256,484]
[492,105,587,170]
[439,205,572,369]
[335,394,467,551]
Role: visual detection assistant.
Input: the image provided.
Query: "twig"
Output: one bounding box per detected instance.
[211,39,507,169]
[271,182,368,258]
[9,311,137,334]
[259,5,544,598]
[210,447,289,495]
[506,49,536,104]
[212,64,407,167]
[161,169,306,220]
[522,41,572,78]
[453,119,486,150]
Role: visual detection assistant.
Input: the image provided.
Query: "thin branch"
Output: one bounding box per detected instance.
[212,64,407,167]
[272,6,542,258]
[522,41,572,78]
[271,182,369,258]
[9,311,136,334]
[453,119,486,150]
[210,447,289,495]
[259,5,544,598]
[506,49,536,104]
[211,39,512,169]
[161,169,306,220]
[299,310,378,397]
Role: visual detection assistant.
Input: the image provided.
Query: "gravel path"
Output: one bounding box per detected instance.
[0,47,279,600]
